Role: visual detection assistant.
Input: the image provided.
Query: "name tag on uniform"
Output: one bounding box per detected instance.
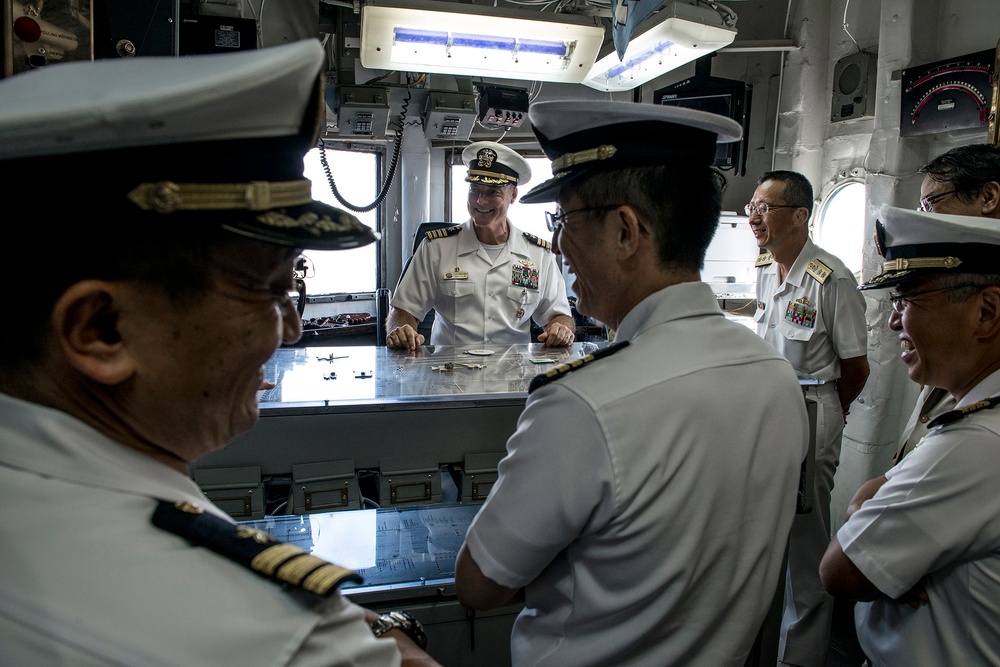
[444,267,469,280]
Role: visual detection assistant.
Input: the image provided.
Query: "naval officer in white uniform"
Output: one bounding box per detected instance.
[821,206,1000,666]
[749,170,870,667]
[386,142,574,350]
[454,101,810,667]
[0,40,437,667]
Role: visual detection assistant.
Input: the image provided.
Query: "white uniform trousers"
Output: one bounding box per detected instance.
[779,381,842,667]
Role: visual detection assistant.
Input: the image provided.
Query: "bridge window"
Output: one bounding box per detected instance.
[299,147,380,295]
[815,179,865,278]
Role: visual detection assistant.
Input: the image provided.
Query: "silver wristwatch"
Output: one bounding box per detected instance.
[370,610,428,649]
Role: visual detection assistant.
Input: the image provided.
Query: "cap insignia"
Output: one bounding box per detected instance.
[477,147,498,169]
[755,251,773,267]
[551,144,618,173]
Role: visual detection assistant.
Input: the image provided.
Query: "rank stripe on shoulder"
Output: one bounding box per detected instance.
[426,225,462,241]
[806,258,833,283]
[522,232,552,250]
[755,251,773,267]
[151,500,362,597]
[528,340,630,393]
[927,394,1000,429]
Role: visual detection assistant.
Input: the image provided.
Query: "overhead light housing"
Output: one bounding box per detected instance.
[583,1,737,93]
[360,0,604,83]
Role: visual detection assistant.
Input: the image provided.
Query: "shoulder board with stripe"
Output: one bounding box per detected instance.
[528,340,630,394]
[755,251,773,267]
[927,394,1000,429]
[151,499,361,597]
[426,225,463,241]
[805,258,833,284]
[522,232,552,251]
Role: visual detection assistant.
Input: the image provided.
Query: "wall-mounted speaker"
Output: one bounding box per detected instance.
[831,51,877,122]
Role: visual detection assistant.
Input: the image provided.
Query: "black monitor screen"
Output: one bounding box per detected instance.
[654,78,751,175]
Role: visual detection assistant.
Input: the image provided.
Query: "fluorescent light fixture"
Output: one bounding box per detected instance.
[583,1,737,92]
[360,0,604,83]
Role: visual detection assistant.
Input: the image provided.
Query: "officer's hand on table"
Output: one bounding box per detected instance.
[386,324,425,351]
[537,321,575,347]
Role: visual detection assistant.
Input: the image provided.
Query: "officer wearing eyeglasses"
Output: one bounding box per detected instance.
[386,141,574,350]
[455,102,810,667]
[748,170,870,667]
[895,144,1000,464]
[821,205,1000,667]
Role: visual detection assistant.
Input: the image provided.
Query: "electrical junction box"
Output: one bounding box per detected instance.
[424,90,477,141]
[332,85,391,138]
[477,85,529,131]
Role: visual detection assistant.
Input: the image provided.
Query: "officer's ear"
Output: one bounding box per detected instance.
[52,281,136,385]
[979,181,1000,217]
[973,285,1000,342]
[793,206,811,227]
[613,205,644,258]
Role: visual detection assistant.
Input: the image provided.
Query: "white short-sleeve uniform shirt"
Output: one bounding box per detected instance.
[463,281,809,667]
[754,237,867,381]
[838,370,1000,666]
[0,393,401,667]
[391,219,571,346]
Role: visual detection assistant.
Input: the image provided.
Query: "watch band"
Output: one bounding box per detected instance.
[370,610,428,650]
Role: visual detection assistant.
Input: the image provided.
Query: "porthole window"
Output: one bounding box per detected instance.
[815,179,865,277]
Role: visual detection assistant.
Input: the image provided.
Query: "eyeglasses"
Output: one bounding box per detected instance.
[744,202,799,216]
[545,205,623,232]
[917,190,958,212]
[888,283,983,313]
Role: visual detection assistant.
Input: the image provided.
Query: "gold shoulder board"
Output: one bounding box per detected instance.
[806,259,833,283]
[927,394,1000,429]
[426,225,463,241]
[754,251,773,267]
[528,341,630,393]
[522,232,552,250]
[151,499,362,597]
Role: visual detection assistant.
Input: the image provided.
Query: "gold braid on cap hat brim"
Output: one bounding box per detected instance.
[127,179,365,238]
[128,180,314,214]
[551,144,617,173]
[881,256,963,271]
[467,170,518,185]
